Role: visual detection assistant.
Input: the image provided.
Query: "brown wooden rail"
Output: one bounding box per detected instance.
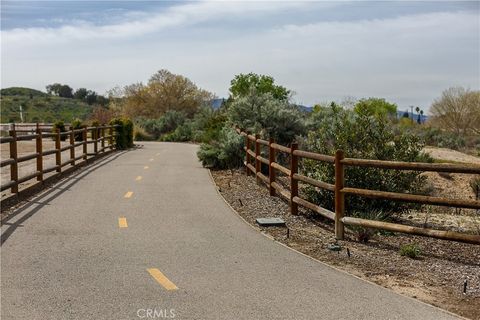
[1,123,119,195]
[235,127,480,245]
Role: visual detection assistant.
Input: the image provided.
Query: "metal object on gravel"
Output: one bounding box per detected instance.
[328,244,342,251]
[256,217,286,227]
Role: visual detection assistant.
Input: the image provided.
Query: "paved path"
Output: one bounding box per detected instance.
[1,142,459,320]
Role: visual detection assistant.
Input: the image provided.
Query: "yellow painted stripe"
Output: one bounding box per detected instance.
[144,166,149,169]
[124,191,133,198]
[118,217,128,228]
[147,268,178,290]
[136,176,142,181]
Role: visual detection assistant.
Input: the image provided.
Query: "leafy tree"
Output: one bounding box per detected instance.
[353,98,397,118]
[229,73,290,101]
[74,88,88,100]
[228,86,304,144]
[430,87,480,135]
[58,85,73,98]
[46,83,74,98]
[46,83,62,95]
[121,69,213,119]
[85,90,98,105]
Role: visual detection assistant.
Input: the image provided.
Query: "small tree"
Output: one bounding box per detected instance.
[430,87,480,135]
[58,85,73,98]
[229,73,290,101]
[353,98,397,118]
[74,88,88,100]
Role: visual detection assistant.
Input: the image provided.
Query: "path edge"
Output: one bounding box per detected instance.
[206,168,466,320]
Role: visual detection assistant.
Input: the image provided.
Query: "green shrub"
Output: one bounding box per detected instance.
[399,243,421,259]
[110,118,134,149]
[406,126,466,150]
[52,121,67,141]
[160,122,193,142]
[197,125,244,169]
[303,104,430,217]
[90,120,101,140]
[124,118,134,148]
[135,110,187,140]
[133,126,153,141]
[71,118,85,141]
[349,210,391,242]
[227,86,304,145]
[190,107,227,143]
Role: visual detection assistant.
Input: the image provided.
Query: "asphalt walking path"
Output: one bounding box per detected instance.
[1,142,460,320]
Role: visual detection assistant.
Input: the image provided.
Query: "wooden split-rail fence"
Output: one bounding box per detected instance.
[236,128,480,245]
[1,123,118,197]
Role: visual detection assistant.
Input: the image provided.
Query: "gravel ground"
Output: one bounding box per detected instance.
[212,169,480,320]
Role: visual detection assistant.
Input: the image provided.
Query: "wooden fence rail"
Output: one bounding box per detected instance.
[236,128,480,245]
[1,124,119,197]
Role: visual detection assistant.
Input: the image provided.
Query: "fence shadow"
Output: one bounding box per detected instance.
[0,149,132,246]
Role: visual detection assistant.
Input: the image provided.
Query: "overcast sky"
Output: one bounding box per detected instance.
[1,1,479,112]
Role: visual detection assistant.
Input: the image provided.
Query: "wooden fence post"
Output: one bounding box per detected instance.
[290,142,299,215]
[109,126,114,150]
[255,134,260,184]
[55,129,61,173]
[36,124,43,182]
[268,137,276,196]
[93,127,98,155]
[101,127,105,152]
[245,134,250,176]
[9,128,18,193]
[335,149,345,240]
[82,127,88,160]
[70,127,75,165]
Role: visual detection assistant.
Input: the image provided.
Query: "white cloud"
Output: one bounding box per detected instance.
[1,1,311,45]
[1,2,478,111]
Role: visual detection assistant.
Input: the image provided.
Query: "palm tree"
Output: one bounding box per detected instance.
[413,107,420,124]
[419,110,424,124]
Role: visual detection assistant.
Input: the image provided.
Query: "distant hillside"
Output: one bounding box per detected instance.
[1,87,93,123]
[1,87,47,97]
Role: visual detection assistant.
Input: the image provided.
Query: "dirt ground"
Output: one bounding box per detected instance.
[424,146,480,165]
[1,139,97,199]
[211,146,480,319]
[406,147,480,235]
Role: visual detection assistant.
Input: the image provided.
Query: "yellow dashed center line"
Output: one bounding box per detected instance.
[147,268,178,290]
[136,176,142,181]
[144,166,149,169]
[118,217,128,228]
[124,191,133,198]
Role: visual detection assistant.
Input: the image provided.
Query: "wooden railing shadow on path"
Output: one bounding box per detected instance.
[0,149,130,246]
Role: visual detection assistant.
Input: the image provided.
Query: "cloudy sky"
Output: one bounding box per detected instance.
[1,1,479,112]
